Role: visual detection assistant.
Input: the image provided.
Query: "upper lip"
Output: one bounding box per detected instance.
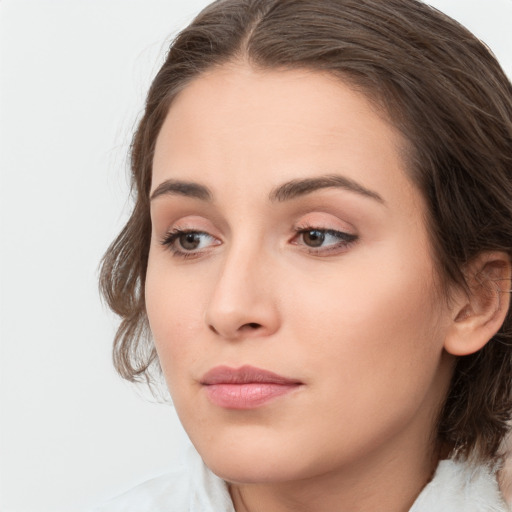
[200,365,302,385]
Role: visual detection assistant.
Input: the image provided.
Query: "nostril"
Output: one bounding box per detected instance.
[207,322,261,336]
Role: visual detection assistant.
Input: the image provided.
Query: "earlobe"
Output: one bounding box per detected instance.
[444,252,511,357]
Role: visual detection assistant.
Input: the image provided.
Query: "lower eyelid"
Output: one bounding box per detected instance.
[303,238,358,255]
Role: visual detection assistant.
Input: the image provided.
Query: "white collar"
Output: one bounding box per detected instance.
[93,445,509,512]
[410,457,508,511]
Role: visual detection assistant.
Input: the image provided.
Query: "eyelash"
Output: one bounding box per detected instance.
[292,225,358,255]
[160,226,358,259]
[160,229,217,260]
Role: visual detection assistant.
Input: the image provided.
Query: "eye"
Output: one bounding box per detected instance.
[293,227,358,254]
[160,229,220,258]
[302,229,329,247]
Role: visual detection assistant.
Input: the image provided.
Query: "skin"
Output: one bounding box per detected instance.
[145,63,461,512]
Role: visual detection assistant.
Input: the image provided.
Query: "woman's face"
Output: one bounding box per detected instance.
[146,64,456,483]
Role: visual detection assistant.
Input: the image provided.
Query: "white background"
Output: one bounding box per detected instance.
[0,1,511,511]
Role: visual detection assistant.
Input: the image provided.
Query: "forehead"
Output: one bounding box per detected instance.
[152,63,412,201]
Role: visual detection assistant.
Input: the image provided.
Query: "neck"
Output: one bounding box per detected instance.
[229,436,439,512]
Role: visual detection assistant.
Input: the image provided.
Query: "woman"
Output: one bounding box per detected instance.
[97,0,512,510]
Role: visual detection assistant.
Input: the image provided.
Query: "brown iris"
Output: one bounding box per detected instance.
[302,230,325,247]
[179,232,202,250]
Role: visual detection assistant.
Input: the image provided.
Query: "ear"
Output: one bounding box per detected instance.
[444,251,511,356]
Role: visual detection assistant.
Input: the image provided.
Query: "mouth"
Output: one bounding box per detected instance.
[200,365,303,409]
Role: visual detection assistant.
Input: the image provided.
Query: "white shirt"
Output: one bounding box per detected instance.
[92,445,509,512]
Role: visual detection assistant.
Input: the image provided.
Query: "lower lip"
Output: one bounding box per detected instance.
[204,383,301,409]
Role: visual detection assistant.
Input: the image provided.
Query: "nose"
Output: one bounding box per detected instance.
[204,245,280,340]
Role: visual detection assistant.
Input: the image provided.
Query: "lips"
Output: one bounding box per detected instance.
[200,365,302,409]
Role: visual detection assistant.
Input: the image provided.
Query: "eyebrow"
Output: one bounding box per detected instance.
[150,174,384,204]
[270,175,385,204]
[150,179,213,202]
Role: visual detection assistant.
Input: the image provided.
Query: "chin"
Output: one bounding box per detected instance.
[203,451,309,485]
[189,428,309,484]
[190,424,344,485]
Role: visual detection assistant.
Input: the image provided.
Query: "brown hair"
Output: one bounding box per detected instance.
[100,0,512,463]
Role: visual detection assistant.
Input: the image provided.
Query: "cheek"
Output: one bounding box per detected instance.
[286,243,445,398]
[270,252,447,466]
[145,254,208,380]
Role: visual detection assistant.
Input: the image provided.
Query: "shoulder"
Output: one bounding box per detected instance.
[90,445,234,512]
[90,470,185,512]
[410,458,510,512]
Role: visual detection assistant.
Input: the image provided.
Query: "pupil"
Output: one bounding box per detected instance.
[180,233,200,250]
[304,230,325,247]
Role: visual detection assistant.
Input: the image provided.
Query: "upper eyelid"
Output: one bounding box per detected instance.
[294,223,357,237]
[161,228,214,242]
[292,228,357,242]
[160,218,358,241]
[161,224,355,238]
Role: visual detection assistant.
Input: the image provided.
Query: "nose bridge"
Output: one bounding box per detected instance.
[205,235,278,339]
